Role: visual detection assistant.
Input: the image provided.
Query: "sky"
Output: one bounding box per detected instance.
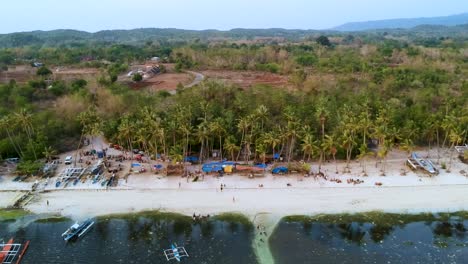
[0,0,467,33]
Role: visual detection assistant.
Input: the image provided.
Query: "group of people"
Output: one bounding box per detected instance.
[192,213,210,222]
[347,178,364,185]
[257,225,268,243]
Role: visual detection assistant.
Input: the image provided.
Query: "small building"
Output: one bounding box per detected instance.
[150,57,160,62]
[32,62,44,67]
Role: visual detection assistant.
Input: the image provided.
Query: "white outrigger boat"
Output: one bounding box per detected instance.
[407,152,438,175]
[61,219,95,242]
[163,243,189,262]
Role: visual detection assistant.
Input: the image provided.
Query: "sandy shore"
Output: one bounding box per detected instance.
[2,137,467,220]
[25,184,468,220]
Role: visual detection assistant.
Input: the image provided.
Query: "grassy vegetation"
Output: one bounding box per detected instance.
[212,213,254,228]
[35,216,70,223]
[283,211,468,225]
[0,209,30,222]
[97,210,193,222]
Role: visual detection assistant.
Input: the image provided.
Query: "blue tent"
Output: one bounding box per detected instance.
[272,166,288,174]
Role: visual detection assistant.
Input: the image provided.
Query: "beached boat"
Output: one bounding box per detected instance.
[411,152,438,174]
[61,219,95,242]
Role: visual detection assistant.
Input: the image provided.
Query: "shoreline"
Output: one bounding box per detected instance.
[20,184,468,220]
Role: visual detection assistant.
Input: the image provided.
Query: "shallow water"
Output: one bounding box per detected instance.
[1,213,257,264]
[2,212,468,264]
[270,213,468,264]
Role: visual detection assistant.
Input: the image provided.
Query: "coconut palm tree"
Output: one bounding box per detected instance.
[236,116,250,161]
[15,109,37,160]
[210,119,225,160]
[283,107,300,164]
[0,115,23,158]
[448,126,464,172]
[254,104,269,132]
[42,146,57,162]
[117,117,135,159]
[255,143,267,164]
[357,144,374,176]
[358,103,373,147]
[399,138,414,175]
[196,122,210,163]
[301,134,315,162]
[341,130,356,172]
[322,134,339,174]
[224,136,240,161]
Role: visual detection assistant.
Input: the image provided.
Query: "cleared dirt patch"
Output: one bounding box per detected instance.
[0,65,101,84]
[127,73,193,91]
[201,70,290,89]
[0,65,36,84]
[124,63,193,91]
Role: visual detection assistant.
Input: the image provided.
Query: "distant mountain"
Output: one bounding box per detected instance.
[333,13,468,31]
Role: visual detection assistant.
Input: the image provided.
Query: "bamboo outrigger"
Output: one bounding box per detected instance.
[0,238,30,264]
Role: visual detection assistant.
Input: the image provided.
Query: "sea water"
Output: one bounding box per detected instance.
[2,212,468,264]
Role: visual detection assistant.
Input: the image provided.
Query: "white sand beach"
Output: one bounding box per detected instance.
[1,137,467,220]
[25,184,468,220]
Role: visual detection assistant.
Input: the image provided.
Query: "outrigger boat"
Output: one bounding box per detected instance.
[408,152,438,175]
[61,219,95,242]
[0,238,30,264]
[163,243,189,262]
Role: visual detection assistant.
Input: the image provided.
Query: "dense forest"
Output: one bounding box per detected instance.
[0,28,466,174]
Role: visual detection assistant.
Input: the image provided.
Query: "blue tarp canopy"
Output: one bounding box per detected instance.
[184,156,199,163]
[202,161,236,173]
[255,163,268,169]
[272,166,288,174]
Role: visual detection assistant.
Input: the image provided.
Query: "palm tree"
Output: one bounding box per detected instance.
[236,116,250,161]
[210,119,225,160]
[357,144,374,176]
[0,115,23,158]
[255,143,267,164]
[399,138,414,175]
[323,134,339,174]
[254,105,269,132]
[196,122,210,163]
[117,117,135,159]
[42,146,57,162]
[341,130,356,172]
[262,130,281,161]
[284,107,299,164]
[224,136,240,161]
[358,109,373,147]
[377,141,391,176]
[15,109,37,160]
[301,134,315,162]
[448,126,464,172]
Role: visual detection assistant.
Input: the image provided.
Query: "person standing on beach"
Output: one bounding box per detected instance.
[233,196,235,203]
[47,200,49,206]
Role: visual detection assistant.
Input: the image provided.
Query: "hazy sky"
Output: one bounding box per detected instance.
[0,0,466,33]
